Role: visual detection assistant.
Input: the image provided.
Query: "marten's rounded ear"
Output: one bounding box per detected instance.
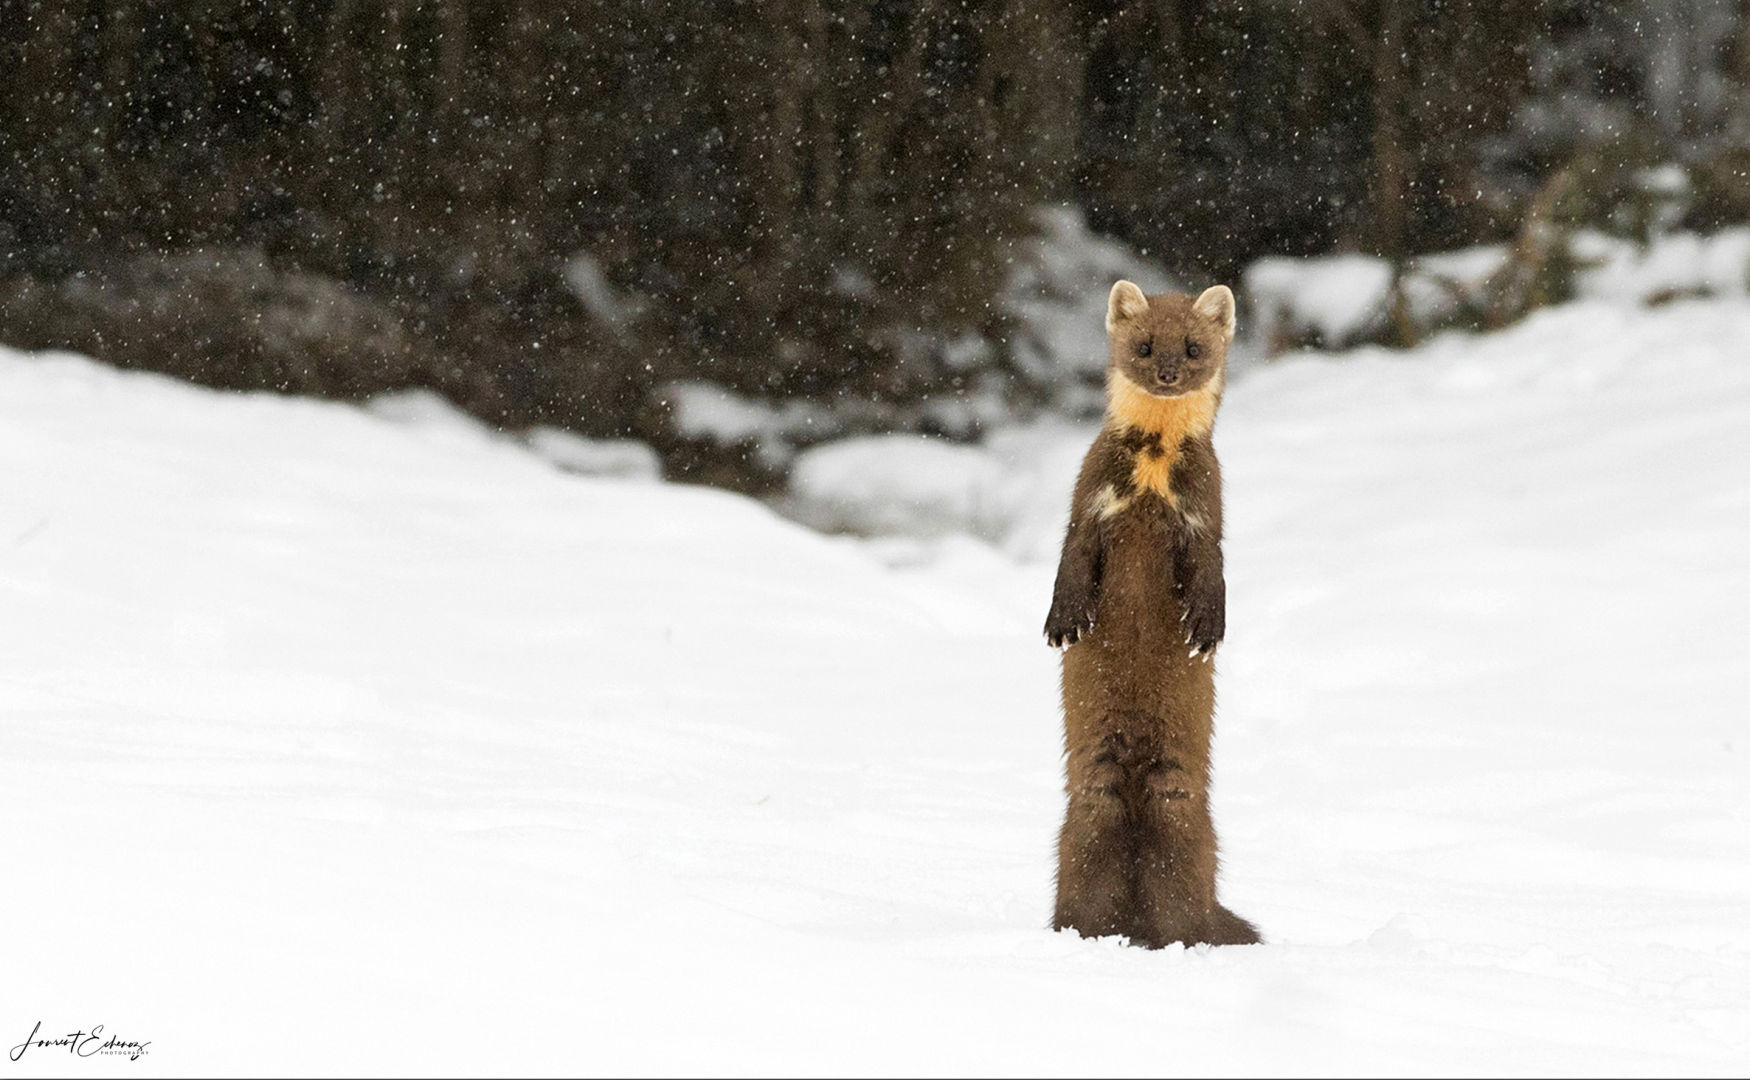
[1106,280,1149,333]
[1193,285,1237,341]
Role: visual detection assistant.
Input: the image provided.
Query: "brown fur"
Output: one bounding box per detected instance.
[1043,281,1259,949]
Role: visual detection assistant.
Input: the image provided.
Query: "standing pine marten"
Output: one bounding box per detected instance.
[1044,280,1259,949]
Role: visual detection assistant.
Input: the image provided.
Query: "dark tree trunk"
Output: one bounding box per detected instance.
[1369,0,1410,259]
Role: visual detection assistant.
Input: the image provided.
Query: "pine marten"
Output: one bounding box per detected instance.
[1043,280,1259,949]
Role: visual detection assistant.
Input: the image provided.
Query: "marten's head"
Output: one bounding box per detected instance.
[1105,281,1236,398]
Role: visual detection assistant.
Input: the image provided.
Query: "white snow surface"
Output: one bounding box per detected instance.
[1245,252,1397,347]
[5,297,1750,1074]
[523,426,663,482]
[1575,227,1750,305]
[1244,227,1750,352]
[787,433,1013,541]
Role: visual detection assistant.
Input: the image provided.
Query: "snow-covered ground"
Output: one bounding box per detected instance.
[3,295,1749,1074]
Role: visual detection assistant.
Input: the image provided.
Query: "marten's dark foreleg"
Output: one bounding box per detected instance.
[1173,518,1225,659]
[1044,510,1105,648]
[1170,441,1226,660]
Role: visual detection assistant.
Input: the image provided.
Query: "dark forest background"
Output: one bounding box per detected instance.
[3,0,1749,486]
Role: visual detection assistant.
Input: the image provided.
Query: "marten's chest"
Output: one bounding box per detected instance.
[1091,430,1193,525]
[1117,427,1181,504]
[1089,429,1219,542]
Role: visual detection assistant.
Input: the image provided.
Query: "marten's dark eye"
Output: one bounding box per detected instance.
[1135,340,1152,358]
[1186,341,1203,360]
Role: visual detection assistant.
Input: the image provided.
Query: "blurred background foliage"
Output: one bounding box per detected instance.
[1,0,1748,485]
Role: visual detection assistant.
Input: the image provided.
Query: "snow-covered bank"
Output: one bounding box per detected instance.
[1244,227,1750,352]
[3,296,1749,1074]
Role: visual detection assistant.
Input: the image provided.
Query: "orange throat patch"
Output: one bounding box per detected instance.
[1107,369,1221,505]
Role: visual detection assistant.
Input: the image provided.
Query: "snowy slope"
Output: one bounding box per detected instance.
[3,298,1749,1075]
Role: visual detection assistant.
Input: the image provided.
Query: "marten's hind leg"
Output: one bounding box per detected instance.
[1052,736,1135,940]
[1131,760,1223,947]
[1131,761,1261,946]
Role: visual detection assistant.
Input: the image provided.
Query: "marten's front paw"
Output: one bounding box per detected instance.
[1181,599,1225,660]
[1045,599,1097,649]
